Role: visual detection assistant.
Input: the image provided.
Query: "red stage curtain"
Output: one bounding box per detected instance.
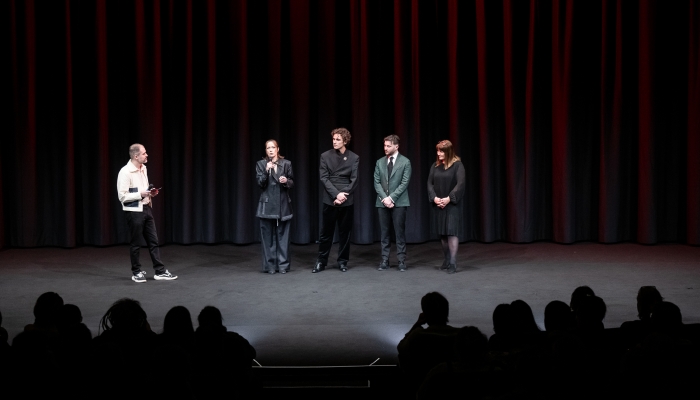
[2,0,698,249]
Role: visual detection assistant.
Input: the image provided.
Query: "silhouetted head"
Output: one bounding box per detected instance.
[510,300,541,334]
[544,300,572,332]
[651,301,682,334]
[33,292,64,328]
[570,286,595,313]
[99,298,148,333]
[454,326,489,366]
[58,304,83,326]
[492,303,514,335]
[575,295,606,330]
[163,306,194,335]
[637,286,663,321]
[197,306,225,331]
[421,292,449,326]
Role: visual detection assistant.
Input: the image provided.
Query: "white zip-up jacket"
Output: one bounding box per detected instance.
[116,160,151,212]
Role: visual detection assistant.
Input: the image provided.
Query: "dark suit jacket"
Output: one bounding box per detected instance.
[373,153,412,207]
[319,148,359,207]
[256,158,294,221]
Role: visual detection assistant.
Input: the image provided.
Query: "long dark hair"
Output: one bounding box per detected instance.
[99,298,148,334]
[435,140,460,169]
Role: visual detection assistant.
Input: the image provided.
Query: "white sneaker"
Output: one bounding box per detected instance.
[154,270,178,281]
[132,272,146,283]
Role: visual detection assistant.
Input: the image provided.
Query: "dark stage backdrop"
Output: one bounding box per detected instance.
[2,0,699,249]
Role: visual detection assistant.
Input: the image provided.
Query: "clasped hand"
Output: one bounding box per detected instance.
[434,196,450,208]
[334,192,349,205]
[382,197,394,208]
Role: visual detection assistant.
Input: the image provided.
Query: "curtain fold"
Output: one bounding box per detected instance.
[688,0,700,245]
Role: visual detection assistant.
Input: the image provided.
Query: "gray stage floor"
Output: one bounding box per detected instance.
[1,241,699,366]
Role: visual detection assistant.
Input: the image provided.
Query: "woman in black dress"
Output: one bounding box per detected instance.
[427,140,465,274]
[256,140,294,274]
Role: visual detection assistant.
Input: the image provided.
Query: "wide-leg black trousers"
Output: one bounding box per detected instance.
[259,218,291,272]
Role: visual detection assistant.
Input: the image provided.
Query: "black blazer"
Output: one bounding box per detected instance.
[319,148,359,207]
[256,158,294,221]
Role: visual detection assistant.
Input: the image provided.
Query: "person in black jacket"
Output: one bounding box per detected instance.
[256,140,294,274]
[313,128,359,273]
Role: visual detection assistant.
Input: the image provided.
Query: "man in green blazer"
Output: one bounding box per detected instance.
[373,135,412,271]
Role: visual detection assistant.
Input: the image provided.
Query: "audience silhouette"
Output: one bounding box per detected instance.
[620,286,663,349]
[3,286,698,399]
[487,303,514,352]
[416,326,504,399]
[0,310,8,346]
[192,306,258,398]
[570,285,595,315]
[397,292,459,394]
[544,300,572,333]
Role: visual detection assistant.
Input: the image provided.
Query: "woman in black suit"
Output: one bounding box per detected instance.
[256,140,294,274]
[427,140,465,274]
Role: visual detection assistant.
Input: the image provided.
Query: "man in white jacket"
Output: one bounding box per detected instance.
[117,143,177,283]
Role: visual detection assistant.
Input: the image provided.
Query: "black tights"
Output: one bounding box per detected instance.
[440,235,459,265]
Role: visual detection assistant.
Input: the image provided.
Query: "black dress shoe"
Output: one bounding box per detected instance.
[268,270,277,275]
[377,260,389,271]
[398,262,407,271]
[279,269,287,274]
[312,263,325,273]
[339,264,348,272]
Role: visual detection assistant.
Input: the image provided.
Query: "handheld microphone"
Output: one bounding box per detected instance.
[268,157,272,174]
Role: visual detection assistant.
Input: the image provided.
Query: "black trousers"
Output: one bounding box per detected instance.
[259,218,291,272]
[378,206,407,262]
[125,206,165,274]
[317,203,354,266]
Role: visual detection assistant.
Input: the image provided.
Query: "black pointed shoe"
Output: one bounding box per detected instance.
[312,262,325,273]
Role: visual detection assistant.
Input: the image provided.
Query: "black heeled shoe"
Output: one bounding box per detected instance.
[447,264,456,274]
